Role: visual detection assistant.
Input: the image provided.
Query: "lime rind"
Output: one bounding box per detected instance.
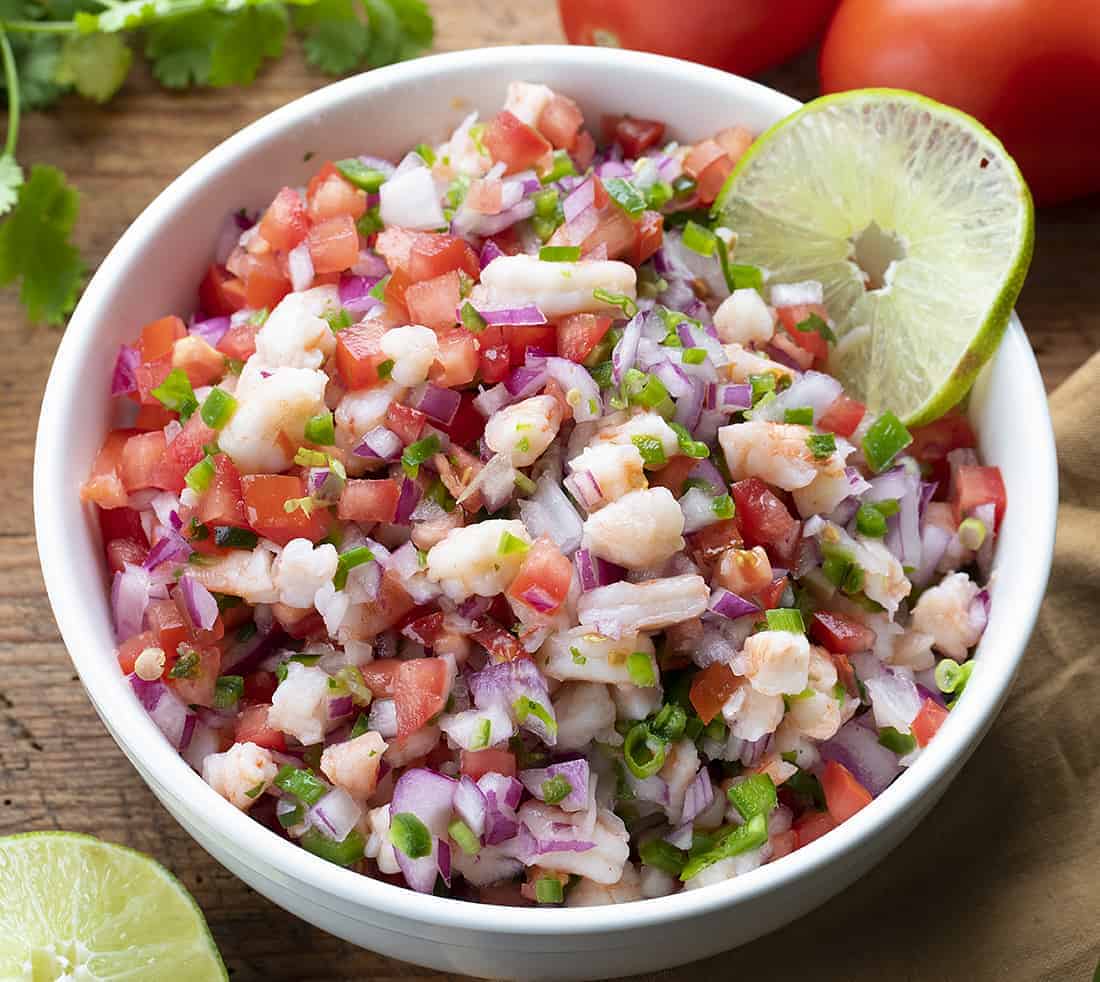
[714,88,1034,426]
[0,831,227,981]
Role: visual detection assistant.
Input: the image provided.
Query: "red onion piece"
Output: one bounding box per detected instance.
[819,718,903,797]
[180,574,218,631]
[454,774,488,838]
[142,530,191,570]
[110,344,140,397]
[308,786,361,841]
[392,768,458,893]
[680,767,714,824]
[112,564,152,641]
[189,317,230,348]
[673,376,705,432]
[544,357,601,422]
[518,759,590,812]
[128,674,196,750]
[288,242,314,292]
[573,548,626,592]
[469,659,556,746]
[472,382,513,419]
[563,176,596,222]
[393,478,422,526]
[518,475,583,556]
[504,365,549,398]
[708,588,761,621]
[338,273,383,314]
[664,822,694,850]
[611,312,644,384]
[469,303,548,328]
[479,239,505,269]
[353,425,403,460]
[327,694,354,720]
[411,382,461,425]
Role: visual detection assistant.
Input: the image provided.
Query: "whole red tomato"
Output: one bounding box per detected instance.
[558,0,840,80]
[820,0,1100,205]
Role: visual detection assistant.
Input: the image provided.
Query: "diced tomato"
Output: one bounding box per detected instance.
[81,430,132,508]
[822,760,873,824]
[306,161,339,199]
[690,663,740,724]
[307,173,367,223]
[334,320,389,389]
[234,704,286,752]
[99,505,147,546]
[686,517,744,566]
[538,94,585,150]
[106,538,147,573]
[583,204,637,260]
[135,355,173,406]
[385,402,427,444]
[241,474,331,546]
[308,214,359,275]
[437,391,486,448]
[199,264,247,317]
[374,227,418,272]
[238,252,292,310]
[337,479,400,523]
[360,658,402,698]
[407,233,480,283]
[460,748,517,780]
[556,313,611,364]
[911,697,950,747]
[830,651,860,699]
[769,330,816,372]
[402,611,446,647]
[776,303,831,364]
[951,465,1006,529]
[258,187,309,251]
[507,537,573,615]
[484,110,553,175]
[631,210,664,265]
[152,414,217,494]
[216,319,261,362]
[134,404,175,431]
[430,328,478,388]
[172,336,225,389]
[471,621,524,663]
[145,598,191,658]
[793,810,836,849]
[648,455,699,497]
[770,829,798,860]
[603,115,667,157]
[197,454,248,528]
[503,323,557,364]
[383,266,414,320]
[810,610,876,654]
[909,411,977,463]
[164,644,221,707]
[478,340,512,384]
[572,129,596,169]
[714,126,753,164]
[340,573,415,638]
[756,576,789,611]
[818,393,866,438]
[731,478,801,566]
[117,631,157,674]
[405,269,461,331]
[139,316,187,363]
[684,139,734,204]
[242,670,278,705]
[275,606,324,641]
[394,657,452,738]
[120,431,169,492]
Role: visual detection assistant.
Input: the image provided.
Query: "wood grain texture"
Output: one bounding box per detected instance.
[0,3,1096,979]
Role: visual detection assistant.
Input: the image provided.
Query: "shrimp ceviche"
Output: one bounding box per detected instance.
[82,82,1006,905]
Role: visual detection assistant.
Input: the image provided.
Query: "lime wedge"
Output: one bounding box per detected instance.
[0,832,227,981]
[713,88,1034,426]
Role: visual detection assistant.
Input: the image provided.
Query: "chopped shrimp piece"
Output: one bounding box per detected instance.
[581,487,685,569]
[740,630,811,696]
[320,731,388,801]
[425,519,531,601]
[713,289,775,347]
[253,286,339,371]
[719,420,844,491]
[476,255,636,319]
[910,571,983,659]
[721,343,794,384]
[202,741,278,811]
[567,862,644,906]
[379,324,439,387]
[485,395,563,467]
[567,442,647,510]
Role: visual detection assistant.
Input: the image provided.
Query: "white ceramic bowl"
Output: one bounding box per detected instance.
[35,45,1057,981]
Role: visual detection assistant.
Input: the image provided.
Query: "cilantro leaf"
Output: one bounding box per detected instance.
[208,3,289,87]
[0,156,24,217]
[55,33,133,103]
[144,12,217,88]
[0,165,85,324]
[7,35,66,110]
[293,0,371,75]
[362,0,432,66]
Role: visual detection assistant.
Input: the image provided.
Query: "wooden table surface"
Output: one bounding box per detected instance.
[2,2,1097,979]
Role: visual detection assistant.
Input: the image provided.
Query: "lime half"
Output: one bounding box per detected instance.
[714,88,1033,426]
[0,832,227,981]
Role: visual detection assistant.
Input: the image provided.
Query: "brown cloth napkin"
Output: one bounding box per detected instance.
[637,353,1100,982]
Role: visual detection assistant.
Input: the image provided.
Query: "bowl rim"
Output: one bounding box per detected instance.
[34,44,1058,938]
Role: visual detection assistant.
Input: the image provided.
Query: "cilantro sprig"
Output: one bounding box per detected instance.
[0,0,433,324]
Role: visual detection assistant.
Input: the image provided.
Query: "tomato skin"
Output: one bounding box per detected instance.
[730,478,801,566]
[216,320,261,362]
[471,621,525,663]
[911,697,950,747]
[559,0,838,79]
[145,598,190,656]
[810,610,876,654]
[503,323,557,365]
[81,430,133,508]
[822,760,873,823]
[484,110,553,174]
[385,402,427,445]
[407,233,480,282]
[431,329,479,388]
[242,670,278,706]
[197,454,248,528]
[437,391,486,448]
[631,210,664,266]
[235,704,286,752]
[538,94,585,150]
[817,393,866,438]
[106,537,147,573]
[793,809,836,849]
[334,320,389,389]
[166,644,222,708]
[139,316,187,363]
[951,465,1007,529]
[134,355,173,407]
[820,0,1100,206]
[258,187,309,251]
[199,264,247,317]
[683,139,734,204]
[308,214,360,275]
[910,411,977,463]
[152,414,218,494]
[240,474,331,546]
[360,658,402,698]
[120,431,169,492]
[405,269,461,331]
[690,663,740,724]
[776,303,831,363]
[307,172,367,223]
[557,313,611,364]
[602,115,666,157]
[240,252,292,310]
[337,479,401,523]
[99,505,147,546]
[461,748,517,780]
[478,340,512,384]
[507,538,573,614]
[755,576,788,611]
[394,658,452,739]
